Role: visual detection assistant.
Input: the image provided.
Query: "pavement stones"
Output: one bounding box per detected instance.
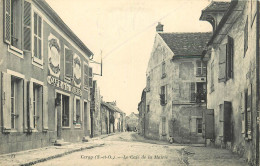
[0,136,109,166]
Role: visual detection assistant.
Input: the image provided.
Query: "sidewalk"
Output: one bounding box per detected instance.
[0,134,111,166]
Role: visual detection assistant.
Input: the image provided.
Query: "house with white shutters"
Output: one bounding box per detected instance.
[0,0,94,154]
[144,23,211,143]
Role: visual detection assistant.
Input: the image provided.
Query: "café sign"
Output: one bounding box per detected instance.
[47,75,82,96]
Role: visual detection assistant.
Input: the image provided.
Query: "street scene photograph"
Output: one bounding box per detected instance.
[0,0,259,165]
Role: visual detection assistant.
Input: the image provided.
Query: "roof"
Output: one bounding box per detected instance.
[101,102,125,114]
[158,32,212,56]
[33,0,94,57]
[202,1,230,12]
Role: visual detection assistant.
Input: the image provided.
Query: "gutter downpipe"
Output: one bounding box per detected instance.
[256,1,259,165]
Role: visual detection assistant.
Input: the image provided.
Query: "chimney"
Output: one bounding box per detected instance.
[156,22,164,32]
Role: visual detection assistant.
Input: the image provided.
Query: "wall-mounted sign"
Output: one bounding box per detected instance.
[47,75,82,96]
[73,54,81,87]
[48,34,61,77]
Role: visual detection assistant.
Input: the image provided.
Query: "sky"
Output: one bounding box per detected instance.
[45,0,227,116]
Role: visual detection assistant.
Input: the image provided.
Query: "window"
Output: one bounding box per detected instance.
[89,67,93,88]
[226,36,234,80]
[11,76,22,129]
[160,85,167,105]
[32,83,42,129]
[146,76,150,92]
[10,0,22,49]
[211,61,214,92]
[33,12,42,63]
[244,17,248,56]
[161,62,166,78]
[74,98,81,126]
[61,95,70,127]
[64,47,73,81]
[162,117,166,135]
[83,62,89,90]
[196,61,206,77]
[196,83,206,103]
[197,118,202,133]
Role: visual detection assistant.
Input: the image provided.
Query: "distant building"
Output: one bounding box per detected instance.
[100,101,125,134]
[144,22,211,143]
[0,0,93,154]
[200,0,260,164]
[126,112,139,132]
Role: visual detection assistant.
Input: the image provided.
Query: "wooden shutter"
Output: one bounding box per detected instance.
[219,104,224,137]
[227,36,234,79]
[23,79,28,131]
[84,62,89,89]
[23,1,31,51]
[247,84,252,139]
[204,109,214,139]
[43,86,48,131]
[202,62,207,76]
[2,72,11,132]
[244,18,248,56]
[28,81,34,130]
[65,48,73,78]
[224,101,232,142]
[89,67,93,88]
[218,44,227,82]
[190,82,195,102]
[4,0,11,44]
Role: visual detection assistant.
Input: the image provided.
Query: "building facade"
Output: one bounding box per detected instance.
[125,112,139,132]
[138,89,146,136]
[0,0,94,154]
[144,23,211,143]
[201,0,260,165]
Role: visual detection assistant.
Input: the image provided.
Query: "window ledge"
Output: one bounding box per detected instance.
[62,127,71,129]
[32,61,44,69]
[8,45,24,58]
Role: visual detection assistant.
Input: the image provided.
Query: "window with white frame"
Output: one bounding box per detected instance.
[196,61,206,77]
[33,12,42,63]
[32,83,42,129]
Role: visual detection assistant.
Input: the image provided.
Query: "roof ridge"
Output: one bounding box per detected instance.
[159,32,212,34]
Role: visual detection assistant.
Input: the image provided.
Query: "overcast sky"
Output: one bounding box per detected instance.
[45,0,228,116]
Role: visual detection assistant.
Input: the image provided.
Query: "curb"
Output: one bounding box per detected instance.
[21,143,105,166]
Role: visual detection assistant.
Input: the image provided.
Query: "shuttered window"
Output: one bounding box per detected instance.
[160,85,167,105]
[83,62,89,90]
[245,84,252,140]
[65,48,73,80]
[227,36,234,80]
[219,44,227,82]
[33,12,42,64]
[4,0,11,44]
[244,17,248,56]
[23,1,31,51]
[89,67,93,88]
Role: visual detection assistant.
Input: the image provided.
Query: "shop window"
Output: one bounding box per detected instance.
[33,12,42,64]
[62,95,70,127]
[74,98,81,126]
[197,118,202,134]
[160,85,167,105]
[196,61,206,77]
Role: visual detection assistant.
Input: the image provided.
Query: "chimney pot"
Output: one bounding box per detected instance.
[156,22,164,32]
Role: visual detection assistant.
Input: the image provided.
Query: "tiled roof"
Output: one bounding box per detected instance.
[101,102,124,114]
[158,32,212,56]
[202,1,230,12]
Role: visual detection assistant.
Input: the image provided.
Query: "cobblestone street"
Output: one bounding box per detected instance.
[34,132,247,166]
